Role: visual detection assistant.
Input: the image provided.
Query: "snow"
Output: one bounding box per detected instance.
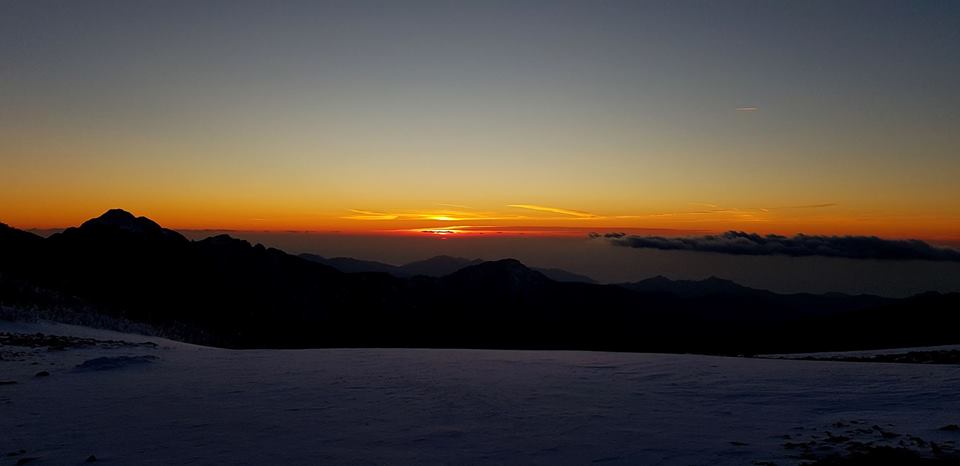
[2,320,960,465]
[762,343,960,360]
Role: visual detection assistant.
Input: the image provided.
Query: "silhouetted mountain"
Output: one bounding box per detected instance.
[622,275,758,297]
[1,209,957,354]
[1,222,43,244]
[620,275,892,318]
[401,255,482,276]
[791,291,960,352]
[63,208,188,243]
[442,259,551,294]
[532,267,597,284]
[0,222,43,259]
[299,253,597,283]
[0,223,44,276]
[298,254,402,275]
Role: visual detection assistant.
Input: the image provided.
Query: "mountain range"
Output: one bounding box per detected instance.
[298,253,597,283]
[1,209,958,354]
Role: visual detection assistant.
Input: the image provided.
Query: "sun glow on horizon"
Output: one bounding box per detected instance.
[3,201,959,244]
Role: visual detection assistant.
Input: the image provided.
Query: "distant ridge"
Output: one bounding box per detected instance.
[621,275,768,298]
[402,255,483,277]
[298,254,402,275]
[299,253,597,283]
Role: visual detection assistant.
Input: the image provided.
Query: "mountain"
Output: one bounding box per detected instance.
[620,275,893,318]
[5,210,400,346]
[1,222,43,244]
[71,208,187,241]
[621,275,759,297]
[401,255,483,277]
[1,209,958,354]
[441,258,552,294]
[532,267,597,284]
[0,222,45,282]
[298,254,402,275]
[298,253,597,283]
[0,222,43,261]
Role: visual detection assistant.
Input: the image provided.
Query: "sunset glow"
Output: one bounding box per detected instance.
[1,2,957,245]
[3,201,959,243]
[4,4,960,464]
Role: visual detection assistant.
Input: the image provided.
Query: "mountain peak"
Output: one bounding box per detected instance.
[71,209,186,242]
[100,208,137,221]
[643,275,672,283]
[445,258,551,290]
[702,276,736,285]
[83,209,156,231]
[489,258,527,269]
[453,258,528,272]
[198,234,252,249]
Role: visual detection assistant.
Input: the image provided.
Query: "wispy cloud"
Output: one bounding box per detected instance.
[613,206,764,222]
[736,106,759,111]
[590,231,960,261]
[507,204,597,218]
[345,204,603,222]
[344,201,835,226]
[343,209,399,220]
[621,202,837,222]
[343,208,518,222]
[405,225,707,237]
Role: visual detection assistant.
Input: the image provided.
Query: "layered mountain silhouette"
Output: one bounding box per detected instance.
[620,275,892,316]
[299,253,597,283]
[1,209,958,353]
[622,275,758,297]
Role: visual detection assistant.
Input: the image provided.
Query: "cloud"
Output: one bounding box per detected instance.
[507,204,597,218]
[344,202,835,224]
[590,231,960,261]
[406,226,703,237]
[343,209,399,220]
[343,208,510,222]
[736,106,759,111]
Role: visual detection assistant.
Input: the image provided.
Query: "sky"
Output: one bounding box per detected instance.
[2,1,959,294]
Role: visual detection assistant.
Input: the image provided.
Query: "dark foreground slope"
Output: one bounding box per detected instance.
[1,210,958,353]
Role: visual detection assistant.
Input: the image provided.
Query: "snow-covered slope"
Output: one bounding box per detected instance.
[2,321,959,465]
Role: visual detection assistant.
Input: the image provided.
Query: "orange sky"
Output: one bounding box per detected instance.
[3,199,958,244]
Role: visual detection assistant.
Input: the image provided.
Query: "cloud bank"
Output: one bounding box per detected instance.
[589,231,960,262]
